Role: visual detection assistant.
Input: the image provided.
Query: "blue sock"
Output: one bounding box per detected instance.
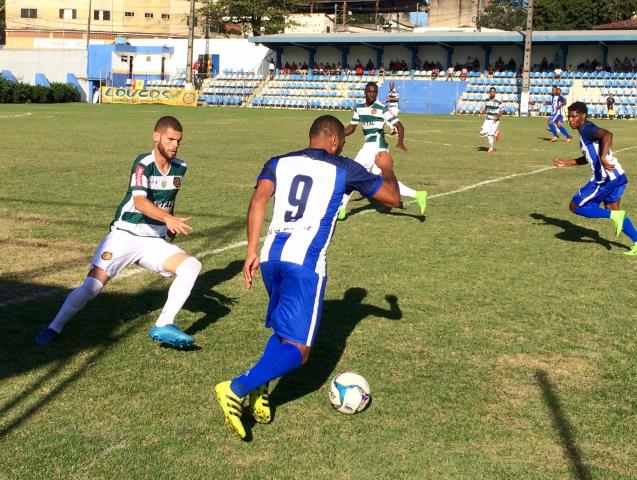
[558,125,571,138]
[230,334,302,398]
[549,123,559,136]
[623,216,637,242]
[574,204,611,219]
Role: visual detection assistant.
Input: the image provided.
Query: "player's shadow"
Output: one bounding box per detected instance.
[346,196,426,222]
[0,259,242,438]
[535,370,591,480]
[538,136,555,142]
[476,146,490,152]
[270,288,402,412]
[530,212,627,251]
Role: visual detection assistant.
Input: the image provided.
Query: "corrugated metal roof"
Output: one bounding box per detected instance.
[249,30,637,46]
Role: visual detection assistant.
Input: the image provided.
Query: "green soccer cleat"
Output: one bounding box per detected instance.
[624,244,637,256]
[415,190,428,215]
[610,210,626,237]
[337,207,347,221]
[248,383,272,424]
[214,381,246,440]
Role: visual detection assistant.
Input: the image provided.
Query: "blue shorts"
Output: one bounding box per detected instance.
[549,112,564,124]
[571,175,627,207]
[260,261,326,346]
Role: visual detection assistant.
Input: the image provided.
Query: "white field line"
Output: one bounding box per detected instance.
[0,165,561,309]
[0,112,32,119]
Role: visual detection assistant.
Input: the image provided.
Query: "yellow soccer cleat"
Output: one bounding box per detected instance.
[214,381,246,440]
[415,190,428,215]
[249,383,272,424]
[610,210,626,237]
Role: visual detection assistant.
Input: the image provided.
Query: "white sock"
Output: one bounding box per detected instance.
[398,181,416,198]
[339,192,352,211]
[488,136,494,149]
[155,257,202,327]
[49,277,103,333]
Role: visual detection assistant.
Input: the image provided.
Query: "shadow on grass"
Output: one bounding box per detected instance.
[535,370,592,480]
[0,259,242,438]
[271,288,402,412]
[530,212,627,251]
[345,196,426,222]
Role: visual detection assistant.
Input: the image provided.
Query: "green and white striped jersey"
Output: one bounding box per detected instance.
[484,97,502,120]
[111,152,187,237]
[350,100,398,149]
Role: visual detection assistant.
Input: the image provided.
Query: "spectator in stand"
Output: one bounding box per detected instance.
[614,57,622,72]
[459,68,468,81]
[379,63,386,76]
[365,59,375,71]
[445,66,455,81]
[284,62,291,74]
[472,57,480,72]
[622,57,632,72]
[495,56,505,72]
[268,57,275,80]
[606,94,615,120]
[355,63,364,75]
[487,64,495,76]
[432,65,440,78]
[301,62,308,75]
[400,59,408,71]
[508,57,516,72]
[540,57,549,71]
[333,62,339,75]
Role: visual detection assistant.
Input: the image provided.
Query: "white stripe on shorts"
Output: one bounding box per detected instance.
[305,275,325,346]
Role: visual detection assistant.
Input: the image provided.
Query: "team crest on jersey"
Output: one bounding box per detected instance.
[173,177,181,188]
[101,252,113,261]
[371,108,377,115]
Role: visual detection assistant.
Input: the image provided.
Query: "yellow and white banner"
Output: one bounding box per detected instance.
[101,87,199,107]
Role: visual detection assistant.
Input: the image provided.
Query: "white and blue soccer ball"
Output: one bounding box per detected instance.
[329,372,371,414]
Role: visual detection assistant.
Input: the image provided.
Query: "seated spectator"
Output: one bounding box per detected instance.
[508,57,516,71]
[553,68,562,78]
[355,64,364,75]
[400,59,408,71]
[487,64,494,76]
[291,61,298,73]
[446,66,454,80]
[614,57,622,72]
[365,59,374,71]
[495,56,505,72]
[472,57,480,72]
[379,63,385,76]
[540,56,549,71]
[300,62,308,74]
[459,68,468,80]
[622,56,632,72]
[432,65,440,78]
[284,61,291,74]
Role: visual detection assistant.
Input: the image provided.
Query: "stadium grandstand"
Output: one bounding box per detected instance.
[1,0,637,118]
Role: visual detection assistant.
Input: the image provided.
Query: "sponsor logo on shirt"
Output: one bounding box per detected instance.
[135,165,145,187]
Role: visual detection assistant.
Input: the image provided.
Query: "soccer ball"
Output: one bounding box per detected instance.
[328,372,371,414]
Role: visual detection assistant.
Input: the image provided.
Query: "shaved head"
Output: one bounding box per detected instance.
[309,115,345,140]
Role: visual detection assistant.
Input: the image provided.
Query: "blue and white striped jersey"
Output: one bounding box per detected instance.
[552,94,566,115]
[257,147,383,276]
[579,120,624,184]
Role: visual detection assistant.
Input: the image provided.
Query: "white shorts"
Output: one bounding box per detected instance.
[91,228,185,279]
[480,119,499,137]
[388,105,399,117]
[354,142,387,174]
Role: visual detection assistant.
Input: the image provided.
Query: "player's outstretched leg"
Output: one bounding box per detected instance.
[148,256,201,348]
[337,192,352,221]
[248,383,272,424]
[620,214,637,255]
[214,380,246,440]
[610,210,626,237]
[35,276,104,345]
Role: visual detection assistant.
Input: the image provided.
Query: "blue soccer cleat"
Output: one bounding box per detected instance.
[148,324,193,348]
[34,328,59,346]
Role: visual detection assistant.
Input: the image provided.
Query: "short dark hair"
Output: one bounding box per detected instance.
[568,102,588,115]
[154,116,183,133]
[365,81,378,90]
[489,86,496,92]
[309,115,345,140]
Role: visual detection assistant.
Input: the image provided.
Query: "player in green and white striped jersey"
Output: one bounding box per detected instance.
[337,81,427,220]
[35,116,202,348]
[480,87,503,154]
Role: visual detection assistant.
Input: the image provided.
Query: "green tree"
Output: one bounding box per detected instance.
[479,0,527,31]
[199,0,305,36]
[534,0,637,29]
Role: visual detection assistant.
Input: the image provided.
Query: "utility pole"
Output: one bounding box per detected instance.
[86,0,92,50]
[476,0,482,32]
[186,0,195,86]
[520,0,533,116]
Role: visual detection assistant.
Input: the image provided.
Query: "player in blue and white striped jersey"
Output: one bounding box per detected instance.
[548,86,572,143]
[213,115,400,440]
[553,102,637,255]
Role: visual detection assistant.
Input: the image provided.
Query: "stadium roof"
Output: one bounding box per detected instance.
[301,0,422,14]
[594,19,637,30]
[250,30,637,47]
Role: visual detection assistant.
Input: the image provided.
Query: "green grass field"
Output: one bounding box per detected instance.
[1,104,635,479]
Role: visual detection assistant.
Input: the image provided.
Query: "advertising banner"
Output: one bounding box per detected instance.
[101,87,199,107]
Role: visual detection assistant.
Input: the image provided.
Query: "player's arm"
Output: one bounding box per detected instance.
[553,156,587,168]
[133,196,192,234]
[243,179,274,290]
[593,127,614,171]
[344,123,357,136]
[371,152,400,207]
